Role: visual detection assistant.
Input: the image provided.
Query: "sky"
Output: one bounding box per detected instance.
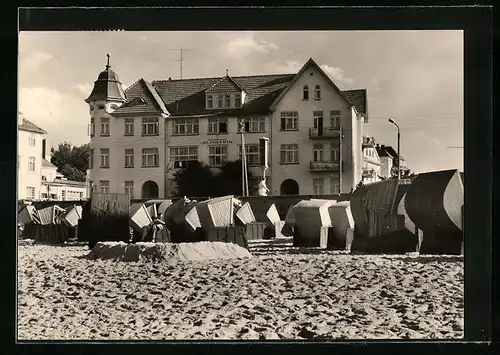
[18,30,463,173]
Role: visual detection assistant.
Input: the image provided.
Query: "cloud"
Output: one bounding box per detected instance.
[320,64,354,85]
[18,87,89,147]
[74,83,93,96]
[20,52,54,71]
[225,33,278,59]
[274,60,302,73]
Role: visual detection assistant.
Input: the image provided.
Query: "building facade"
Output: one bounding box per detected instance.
[17,111,89,201]
[375,143,406,179]
[361,136,382,184]
[17,112,47,200]
[86,57,369,198]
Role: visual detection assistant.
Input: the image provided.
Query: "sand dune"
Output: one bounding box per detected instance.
[17,239,463,340]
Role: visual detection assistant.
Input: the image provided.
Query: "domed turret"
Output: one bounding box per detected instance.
[85,54,126,103]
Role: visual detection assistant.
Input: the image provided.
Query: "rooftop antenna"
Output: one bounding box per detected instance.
[165,48,190,79]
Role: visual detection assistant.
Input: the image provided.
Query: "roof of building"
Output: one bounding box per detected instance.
[112,78,168,116]
[41,158,57,169]
[85,55,126,103]
[376,144,405,161]
[18,117,47,134]
[108,58,368,117]
[42,178,86,187]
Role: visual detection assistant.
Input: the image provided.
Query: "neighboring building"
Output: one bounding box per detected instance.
[17,111,47,200]
[361,136,381,184]
[85,57,369,197]
[17,111,89,201]
[40,159,87,201]
[375,143,406,179]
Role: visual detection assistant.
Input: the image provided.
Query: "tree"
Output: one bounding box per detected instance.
[216,159,256,196]
[50,142,90,182]
[171,161,217,198]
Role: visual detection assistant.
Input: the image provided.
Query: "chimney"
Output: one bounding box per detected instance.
[42,139,47,160]
[168,77,172,81]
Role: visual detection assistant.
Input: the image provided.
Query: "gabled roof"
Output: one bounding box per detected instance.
[108,58,368,118]
[18,118,46,134]
[153,74,294,116]
[42,158,57,169]
[206,75,247,94]
[269,58,356,112]
[112,78,169,116]
[376,145,404,161]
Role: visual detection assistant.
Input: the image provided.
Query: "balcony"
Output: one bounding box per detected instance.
[310,160,346,172]
[308,127,341,139]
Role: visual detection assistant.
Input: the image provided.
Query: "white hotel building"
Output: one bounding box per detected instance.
[86,57,370,198]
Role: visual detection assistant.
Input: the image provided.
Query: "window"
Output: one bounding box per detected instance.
[100,148,110,168]
[208,145,228,167]
[207,95,213,108]
[208,117,228,134]
[313,144,324,162]
[124,181,134,199]
[314,85,321,100]
[142,148,159,167]
[280,144,299,164]
[330,110,341,129]
[28,157,35,172]
[170,146,198,162]
[142,117,159,136]
[28,134,36,147]
[61,190,66,201]
[313,178,324,195]
[244,116,265,133]
[89,118,95,137]
[280,111,298,131]
[98,104,105,110]
[99,180,109,194]
[238,144,260,166]
[330,144,340,162]
[224,94,231,108]
[218,95,223,108]
[313,111,323,129]
[100,117,110,136]
[41,175,47,181]
[125,118,134,136]
[26,186,36,200]
[89,149,94,169]
[235,93,242,107]
[303,85,309,100]
[173,119,199,135]
[330,178,340,194]
[125,149,134,168]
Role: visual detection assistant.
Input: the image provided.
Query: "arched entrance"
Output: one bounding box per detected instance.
[280,179,299,195]
[141,180,159,199]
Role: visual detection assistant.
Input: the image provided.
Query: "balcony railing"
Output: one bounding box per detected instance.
[308,127,341,139]
[310,160,346,172]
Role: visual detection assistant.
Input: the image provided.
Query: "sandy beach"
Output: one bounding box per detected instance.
[17,238,464,340]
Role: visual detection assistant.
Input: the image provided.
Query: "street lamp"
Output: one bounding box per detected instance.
[388,118,401,182]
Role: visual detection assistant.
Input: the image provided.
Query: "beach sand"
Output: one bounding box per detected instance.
[17,238,464,340]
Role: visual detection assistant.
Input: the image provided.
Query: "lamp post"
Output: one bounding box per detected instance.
[388,118,401,182]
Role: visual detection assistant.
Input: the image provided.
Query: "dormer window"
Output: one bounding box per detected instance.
[224,94,231,108]
[235,93,242,107]
[303,85,309,100]
[314,85,321,100]
[207,95,213,108]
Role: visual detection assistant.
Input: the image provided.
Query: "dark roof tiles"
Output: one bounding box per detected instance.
[343,89,367,116]
[112,79,167,115]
